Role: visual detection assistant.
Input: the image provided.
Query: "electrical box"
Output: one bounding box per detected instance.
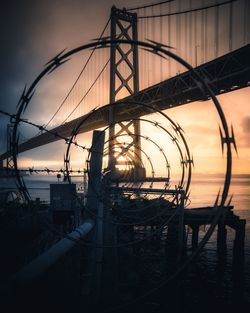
[50,183,76,224]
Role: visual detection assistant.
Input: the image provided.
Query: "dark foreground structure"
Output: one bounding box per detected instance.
[0,132,247,313]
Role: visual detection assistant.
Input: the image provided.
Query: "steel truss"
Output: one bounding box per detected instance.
[108,7,145,179]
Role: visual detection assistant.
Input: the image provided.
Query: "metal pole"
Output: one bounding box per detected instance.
[83,130,105,300]
[86,130,105,213]
[108,6,116,173]
[12,219,95,285]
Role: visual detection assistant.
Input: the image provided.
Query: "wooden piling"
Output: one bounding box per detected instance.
[217,222,227,254]
[191,224,199,251]
[177,191,185,263]
[232,219,246,305]
[233,219,246,270]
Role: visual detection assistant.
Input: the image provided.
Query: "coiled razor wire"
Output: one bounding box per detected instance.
[7,38,235,310]
[63,102,190,230]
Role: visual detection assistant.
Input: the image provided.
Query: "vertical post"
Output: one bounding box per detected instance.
[83,169,87,198]
[86,131,105,213]
[177,190,185,263]
[232,219,246,306]
[6,123,15,173]
[233,220,245,270]
[175,191,185,313]
[84,130,105,302]
[217,221,227,254]
[191,224,199,251]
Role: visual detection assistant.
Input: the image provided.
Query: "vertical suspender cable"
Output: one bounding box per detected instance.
[201,0,205,64]
[185,1,188,63]
[105,46,108,103]
[94,50,97,110]
[244,0,247,45]
[152,5,155,85]
[248,0,250,44]
[176,0,181,73]
[98,53,101,107]
[42,18,110,129]
[244,0,250,44]
[99,51,101,108]
[194,5,197,66]
[229,0,233,51]
[168,1,171,77]
[78,58,81,116]
[204,3,207,62]
[189,0,192,66]
[160,3,163,81]
[140,9,144,89]
[102,31,104,105]
[144,7,147,88]
[84,63,86,114]
[215,0,219,58]
[97,52,100,107]
[146,8,149,87]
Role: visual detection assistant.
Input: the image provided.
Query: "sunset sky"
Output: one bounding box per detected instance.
[0,0,249,176]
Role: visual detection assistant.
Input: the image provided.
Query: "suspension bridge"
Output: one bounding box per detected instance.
[0,0,249,175]
[0,1,249,311]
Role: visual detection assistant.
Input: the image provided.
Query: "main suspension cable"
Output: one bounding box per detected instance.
[127,0,174,11]
[137,0,236,19]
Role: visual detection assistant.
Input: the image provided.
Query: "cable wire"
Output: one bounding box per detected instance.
[44,18,110,129]
[138,0,237,19]
[127,0,174,11]
[62,58,110,123]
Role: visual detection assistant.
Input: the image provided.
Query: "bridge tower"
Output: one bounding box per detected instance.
[6,124,15,172]
[108,6,145,180]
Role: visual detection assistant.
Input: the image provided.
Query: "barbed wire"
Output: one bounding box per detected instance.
[0,108,91,153]
[5,38,233,311]
[0,167,85,174]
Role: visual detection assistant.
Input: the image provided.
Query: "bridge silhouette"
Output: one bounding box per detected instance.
[1,0,249,171]
[0,2,249,309]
